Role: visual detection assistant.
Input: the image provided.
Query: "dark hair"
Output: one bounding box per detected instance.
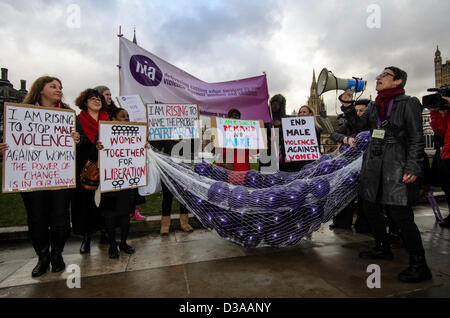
[269,94,286,117]
[111,107,128,119]
[227,108,241,118]
[385,66,407,89]
[355,99,371,107]
[75,89,106,111]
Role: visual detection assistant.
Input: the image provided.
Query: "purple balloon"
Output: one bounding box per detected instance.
[229,186,249,209]
[313,160,337,176]
[208,181,230,203]
[291,179,309,194]
[263,211,291,246]
[343,171,361,188]
[311,177,330,199]
[212,209,235,238]
[264,173,282,188]
[262,186,285,209]
[319,154,333,162]
[244,170,264,188]
[249,190,264,208]
[355,131,371,152]
[194,161,213,177]
[285,187,306,208]
[334,157,349,170]
[211,167,228,182]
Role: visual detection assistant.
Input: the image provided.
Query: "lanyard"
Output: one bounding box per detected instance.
[377,99,394,128]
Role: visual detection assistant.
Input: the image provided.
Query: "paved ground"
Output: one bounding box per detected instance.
[0,202,449,298]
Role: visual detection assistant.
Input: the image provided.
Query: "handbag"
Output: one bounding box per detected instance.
[80,160,99,190]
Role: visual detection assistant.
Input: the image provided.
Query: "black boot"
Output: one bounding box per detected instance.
[99,230,109,244]
[50,231,67,273]
[109,242,119,259]
[119,242,135,254]
[32,248,51,277]
[80,234,91,254]
[359,241,394,260]
[398,253,432,283]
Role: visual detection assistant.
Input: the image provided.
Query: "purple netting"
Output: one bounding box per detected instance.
[147,131,370,248]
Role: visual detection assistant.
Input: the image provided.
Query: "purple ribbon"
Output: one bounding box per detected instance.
[428,189,445,222]
[377,99,394,127]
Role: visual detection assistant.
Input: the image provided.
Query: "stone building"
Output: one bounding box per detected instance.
[0,68,28,140]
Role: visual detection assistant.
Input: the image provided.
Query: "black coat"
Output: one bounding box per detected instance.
[342,94,424,206]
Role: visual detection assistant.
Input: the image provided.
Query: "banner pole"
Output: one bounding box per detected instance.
[117,25,123,96]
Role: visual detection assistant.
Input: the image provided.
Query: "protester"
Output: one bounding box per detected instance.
[341,66,432,283]
[0,76,80,277]
[430,96,450,227]
[96,108,136,258]
[72,88,110,254]
[259,94,286,172]
[151,139,194,235]
[94,85,120,120]
[213,108,252,184]
[329,99,371,232]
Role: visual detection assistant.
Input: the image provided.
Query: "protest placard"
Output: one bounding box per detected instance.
[282,116,320,162]
[98,121,147,193]
[147,103,200,141]
[2,103,76,192]
[211,116,267,150]
[116,95,147,123]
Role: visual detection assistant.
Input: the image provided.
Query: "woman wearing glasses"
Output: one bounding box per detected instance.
[71,89,110,254]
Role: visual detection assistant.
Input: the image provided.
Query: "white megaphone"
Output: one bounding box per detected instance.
[316,68,366,96]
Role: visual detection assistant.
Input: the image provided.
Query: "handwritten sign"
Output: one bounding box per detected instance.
[116,95,147,123]
[98,121,147,193]
[2,103,76,192]
[282,116,320,162]
[211,116,267,150]
[146,103,200,140]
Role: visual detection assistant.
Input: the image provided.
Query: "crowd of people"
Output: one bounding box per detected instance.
[0,64,449,284]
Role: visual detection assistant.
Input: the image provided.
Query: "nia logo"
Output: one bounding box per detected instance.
[129,55,163,87]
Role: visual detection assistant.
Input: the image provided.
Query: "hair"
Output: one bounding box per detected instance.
[75,88,106,111]
[385,66,407,89]
[23,76,69,108]
[111,107,128,119]
[354,99,371,107]
[227,108,241,118]
[94,85,110,94]
[298,105,322,130]
[269,94,286,118]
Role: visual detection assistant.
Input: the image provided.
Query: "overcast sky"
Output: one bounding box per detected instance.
[1,0,449,115]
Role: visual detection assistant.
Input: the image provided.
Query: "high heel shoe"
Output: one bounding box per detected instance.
[80,234,91,254]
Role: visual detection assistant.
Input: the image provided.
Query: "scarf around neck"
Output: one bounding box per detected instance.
[375,87,405,117]
[78,110,109,143]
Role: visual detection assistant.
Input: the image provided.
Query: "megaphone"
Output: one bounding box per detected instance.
[316,68,366,96]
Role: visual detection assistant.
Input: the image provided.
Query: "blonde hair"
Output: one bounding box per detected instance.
[298,105,322,130]
[23,76,69,108]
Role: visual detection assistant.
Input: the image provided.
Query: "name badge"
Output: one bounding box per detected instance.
[372,129,385,139]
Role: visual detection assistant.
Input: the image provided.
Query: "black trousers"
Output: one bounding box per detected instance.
[161,182,188,216]
[21,189,71,255]
[363,199,425,255]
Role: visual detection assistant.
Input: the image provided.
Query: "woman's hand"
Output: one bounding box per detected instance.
[273,120,281,127]
[339,91,354,107]
[402,173,417,184]
[343,136,356,147]
[96,140,104,150]
[71,132,80,144]
[0,143,9,156]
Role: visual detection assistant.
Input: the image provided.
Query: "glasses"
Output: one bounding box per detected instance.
[376,72,394,79]
[88,97,102,102]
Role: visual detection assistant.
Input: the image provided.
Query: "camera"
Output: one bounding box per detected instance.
[422,85,450,110]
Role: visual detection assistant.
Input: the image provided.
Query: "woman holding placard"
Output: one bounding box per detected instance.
[96,108,136,258]
[72,88,110,254]
[0,76,81,277]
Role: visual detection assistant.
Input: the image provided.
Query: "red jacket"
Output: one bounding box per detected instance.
[430,109,450,159]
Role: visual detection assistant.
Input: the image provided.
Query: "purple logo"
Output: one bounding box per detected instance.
[129,55,163,87]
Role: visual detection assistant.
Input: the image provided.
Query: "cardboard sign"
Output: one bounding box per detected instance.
[116,95,147,123]
[282,116,320,161]
[211,116,267,150]
[2,103,76,192]
[98,121,147,193]
[146,103,200,140]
